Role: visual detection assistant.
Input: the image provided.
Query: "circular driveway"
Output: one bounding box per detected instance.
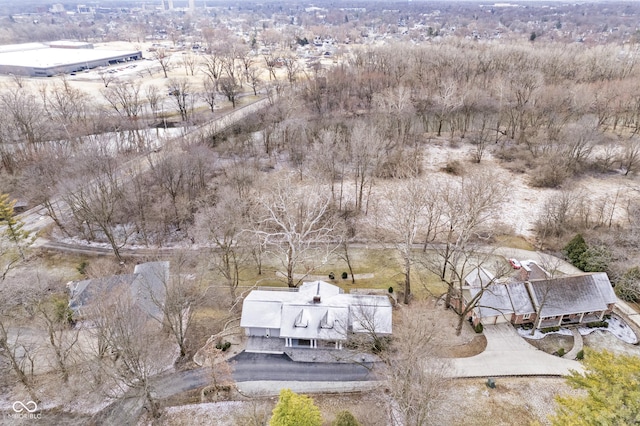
[450,323,584,377]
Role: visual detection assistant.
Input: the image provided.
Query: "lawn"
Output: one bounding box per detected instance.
[216,247,448,300]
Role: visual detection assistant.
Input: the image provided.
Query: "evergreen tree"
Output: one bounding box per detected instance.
[270,389,322,426]
[551,349,640,425]
[0,193,31,255]
[579,245,611,272]
[563,234,588,270]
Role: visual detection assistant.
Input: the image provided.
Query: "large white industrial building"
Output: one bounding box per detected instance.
[0,41,143,77]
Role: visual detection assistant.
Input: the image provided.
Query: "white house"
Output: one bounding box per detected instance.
[240,281,392,351]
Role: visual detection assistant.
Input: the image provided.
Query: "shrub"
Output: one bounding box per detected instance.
[585,321,608,328]
[443,159,464,176]
[388,286,394,294]
[541,326,561,333]
[580,245,612,272]
[474,323,484,333]
[215,341,232,351]
[576,349,584,360]
[77,260,89,275]
[341,272,348,279]
[332,410,361,426]
[557,347,566,357]
[328,272,335,280]
[530,161,570,188]
[615,267,640,302]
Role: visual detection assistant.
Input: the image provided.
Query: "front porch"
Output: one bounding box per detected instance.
[245,336,346,354]
[538,312,605,329]
[244,336,379,363]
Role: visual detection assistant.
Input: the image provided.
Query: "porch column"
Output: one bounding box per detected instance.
[557,316,562,327]
[579,312,585,323]
[599,311,604,320]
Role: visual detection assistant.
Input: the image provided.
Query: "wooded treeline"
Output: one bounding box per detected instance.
[1,40,640,295]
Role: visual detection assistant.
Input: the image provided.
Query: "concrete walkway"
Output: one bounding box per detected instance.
[451,323,584,377]
[563,328,583,360]
[616,299,640,329]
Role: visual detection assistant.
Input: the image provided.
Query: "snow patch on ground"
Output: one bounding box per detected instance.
[163,401,248,426]
[518,314,638,344]
[518,327,573,340]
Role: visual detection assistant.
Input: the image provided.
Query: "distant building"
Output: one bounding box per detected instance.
[0,41,142,77]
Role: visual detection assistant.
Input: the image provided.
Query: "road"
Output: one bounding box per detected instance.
[92,351,376,425]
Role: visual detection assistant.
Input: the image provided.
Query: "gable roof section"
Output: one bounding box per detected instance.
[69,274,137,314]
[506,282,535,315]
[591,272,617,305]
[464,267,495,288]
[280,304,348,340]
[530,274,613,318]
[470,271,616,321]
[241,299,283,329]
[131,262,169,321]
[68,261,169,321]
[471,284,514,319]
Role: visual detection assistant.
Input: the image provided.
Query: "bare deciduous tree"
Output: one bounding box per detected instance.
[153,48,172,78]
[102,81,144,120]
[382,305,453,426]
[422,172,506,334]
[371,178,437,304]
[195,189,247,302]
[62,153,132,261]
[89,294,172,419]
[35,293,79,382]
[167,78,192,122]
[254,177,340,288]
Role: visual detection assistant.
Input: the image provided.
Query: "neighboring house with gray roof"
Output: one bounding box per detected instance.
[463,267,616,329]
[68,261,169,323]
[240,281,392,352]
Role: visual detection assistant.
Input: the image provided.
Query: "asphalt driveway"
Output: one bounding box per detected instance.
[230,352,379,382]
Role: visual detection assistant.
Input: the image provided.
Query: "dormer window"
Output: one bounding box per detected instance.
[320,310,334,329]
[294,309,309,328]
